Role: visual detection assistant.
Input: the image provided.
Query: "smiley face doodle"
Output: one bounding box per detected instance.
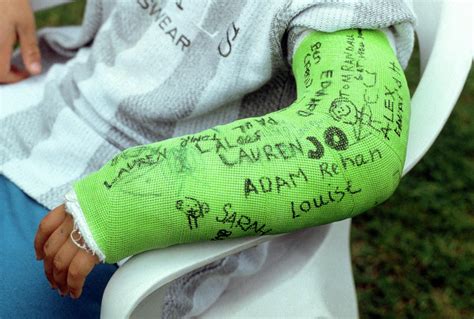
[176,196,210,230]
[329,97,381,142]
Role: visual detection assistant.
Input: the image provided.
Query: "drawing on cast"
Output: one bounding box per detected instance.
[329,96,382,142]
[211,229,233,241]
[176,196,210,230]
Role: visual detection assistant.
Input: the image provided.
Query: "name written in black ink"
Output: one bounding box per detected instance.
[319,147,382,179]
[244,167,309,198]
[216,203,272,236]
[291,179,362,218]
[104,147,167,189]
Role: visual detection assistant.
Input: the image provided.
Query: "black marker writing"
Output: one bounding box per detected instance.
[218,22,239,57]
[291,179,362,218]
[244,167,309,198]
[216,203,272,235]
[176,196,210,230]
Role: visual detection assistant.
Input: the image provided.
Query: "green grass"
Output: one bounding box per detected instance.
[34,1,86,27]
[34,2,473,317]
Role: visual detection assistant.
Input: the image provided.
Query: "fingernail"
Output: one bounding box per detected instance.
[29,62,41,74]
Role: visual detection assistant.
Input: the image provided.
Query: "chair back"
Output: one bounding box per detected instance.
[404,0,472,175]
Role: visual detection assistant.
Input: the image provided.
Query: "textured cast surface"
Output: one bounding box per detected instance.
[74,29,411,263]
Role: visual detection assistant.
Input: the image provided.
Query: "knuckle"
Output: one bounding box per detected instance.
[17,19,35,34]
[44,253,52,265]
[60,226,70,237]
[25,45,40,57]
[43,242,52,257]
[53,255,64,271]
[38,220,48,233]
[52,270,63,284]
[68,266,81,281]
[68,287,79,295]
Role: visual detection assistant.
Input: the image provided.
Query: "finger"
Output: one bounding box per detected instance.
[53,237,79,296]
[1,65,30,84]
[43,215,73,289]
[67,250,99,299]
[0,68,29,83]
[34,205,66,260]
[17,10,41,75]
[0,28,16,81]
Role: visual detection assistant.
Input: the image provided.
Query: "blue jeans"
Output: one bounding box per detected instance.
[0,175,117,318]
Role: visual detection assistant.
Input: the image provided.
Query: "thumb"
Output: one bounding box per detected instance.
[17,18,41,75]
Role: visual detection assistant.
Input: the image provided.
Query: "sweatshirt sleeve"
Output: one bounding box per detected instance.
[65,28,411,264]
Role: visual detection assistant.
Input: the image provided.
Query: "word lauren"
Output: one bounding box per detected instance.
[104,150,167,189]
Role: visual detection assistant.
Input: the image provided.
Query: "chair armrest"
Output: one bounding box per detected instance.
[404,0,472,175]
[100,234,285,319]
[31,0,73,12]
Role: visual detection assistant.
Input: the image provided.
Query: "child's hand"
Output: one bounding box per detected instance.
[0,0,41,84]
[34,205,100,299]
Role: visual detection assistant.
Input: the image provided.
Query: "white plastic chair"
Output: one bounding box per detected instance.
[31,0,472,317]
